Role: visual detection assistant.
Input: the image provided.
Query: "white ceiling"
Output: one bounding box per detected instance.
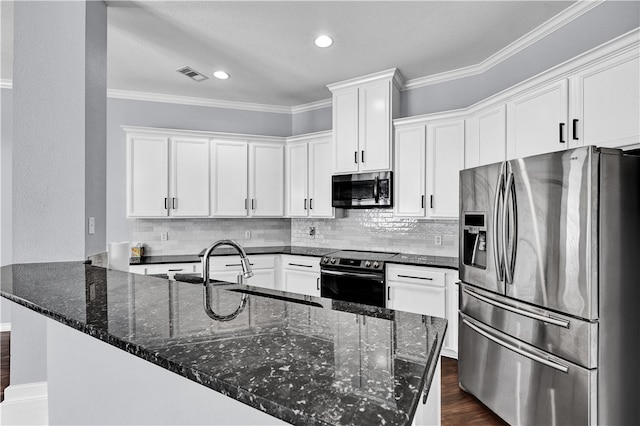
[2,1,575,107]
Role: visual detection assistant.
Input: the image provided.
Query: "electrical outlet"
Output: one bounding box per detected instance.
[435,235,442,245]
[88,217,95,235]
[245,231,251,239]
[309,227,316,237]
[161,232,168,241]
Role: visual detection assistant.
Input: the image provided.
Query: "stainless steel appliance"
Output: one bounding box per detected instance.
[320,250,397,307]
[459,146,640,425]
[332,171,392,208]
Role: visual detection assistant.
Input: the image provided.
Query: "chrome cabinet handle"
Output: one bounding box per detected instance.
[252,199,255,210]
[354,151,358,164]
[164,198,169,210]
[225,263,254,267]
[463,318,569,373]
[309,198,313,210]
[430,195,434,209]
[559,122,566,143]
[463,287,569,328]
[572,119,579,141]
[421,195,425,209]
[304,199,307,210]
[361,150,365,163]
[172,198,176,209]
[289,263,313,268]
[316,277,320,290]
[493,162,506,282]
[244,199,248,210]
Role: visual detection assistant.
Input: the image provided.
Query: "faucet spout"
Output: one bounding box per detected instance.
[202,239,254,287]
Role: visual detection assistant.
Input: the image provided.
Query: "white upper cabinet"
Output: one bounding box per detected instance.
[465,104,507,168]
[170,136,210,217]
[285,142,309,217]
[127,134,169,217]
[507,79,569,160]
[308,137,333,217]
[211,139,284,218]
[126,132,209,218]
[211,139,249,217]
[285,133,333,218]
[570,50,640,149]
[249,142,284,217]
[427,119,465,218]
[328,69,401,174]
[393,115,464,219]
[394,126,426,217]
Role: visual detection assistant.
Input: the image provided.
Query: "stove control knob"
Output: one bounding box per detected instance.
[330,258,336,264]
[365,261,372,267]
[373,261,380,268]
[323,257,329,263]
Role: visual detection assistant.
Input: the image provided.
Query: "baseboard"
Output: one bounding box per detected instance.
[0,382,49,425]
[0,323,11,332]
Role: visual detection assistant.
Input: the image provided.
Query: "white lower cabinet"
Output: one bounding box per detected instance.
[207,255,277,290]
[282,255,321,297]
[387,264,458,358]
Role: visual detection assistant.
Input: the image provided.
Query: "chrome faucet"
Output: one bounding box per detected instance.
[202,239,253,322]
[202,239,254,286]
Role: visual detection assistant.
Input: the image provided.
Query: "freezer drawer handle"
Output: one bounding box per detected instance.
[463,288,570,328]
[463,318,569,373]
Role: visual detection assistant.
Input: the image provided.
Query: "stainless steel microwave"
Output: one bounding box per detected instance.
[331,171,392,208]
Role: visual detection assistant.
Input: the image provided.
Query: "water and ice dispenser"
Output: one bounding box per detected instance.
[463,213,487,269]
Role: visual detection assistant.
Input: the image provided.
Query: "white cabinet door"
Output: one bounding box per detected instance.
[507,80,569,159]
[127,134,169,217]
[465,104,507,168]
[249,142,284,217]
[308,138,333,217]
[394,125,426,217]
[246,269,276,290]
[359,81,391,172]
[333,88,360,174]
[427,119,464,218]
[211,140,248,217]
[285,143,309,217]
[571,53,640,149]
[169,137,210,217]
[283,269,320,297]
[387,282,446,317]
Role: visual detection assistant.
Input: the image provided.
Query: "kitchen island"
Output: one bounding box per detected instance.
[0,262,446,425]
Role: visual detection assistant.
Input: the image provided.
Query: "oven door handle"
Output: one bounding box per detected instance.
[321,269,383,280]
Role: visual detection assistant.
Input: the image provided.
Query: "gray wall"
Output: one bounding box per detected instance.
[12,1,107,263]
[292,106,332,135]
[106,98,293,244]
[1,88,12,267]
[401,0,640,116]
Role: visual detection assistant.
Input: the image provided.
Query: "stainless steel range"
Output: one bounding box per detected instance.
[320,250,397,307]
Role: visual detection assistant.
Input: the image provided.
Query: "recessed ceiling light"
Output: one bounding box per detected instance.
[213,70,230,80]
[314,35,333,48]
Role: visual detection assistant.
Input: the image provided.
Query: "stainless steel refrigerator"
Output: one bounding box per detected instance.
[458,146,640,425]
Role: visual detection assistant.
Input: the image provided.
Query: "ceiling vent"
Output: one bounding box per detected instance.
[176,66,209,82]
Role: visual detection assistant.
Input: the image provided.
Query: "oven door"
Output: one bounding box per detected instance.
[320,268,386,307]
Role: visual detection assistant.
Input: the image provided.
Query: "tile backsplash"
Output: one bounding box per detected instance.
[129,211,458,257]
[291,209,458,257]
[130,218,292,256]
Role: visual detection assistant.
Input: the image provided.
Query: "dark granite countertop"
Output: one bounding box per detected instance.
[130,245,458,270]
[1,262,447,426]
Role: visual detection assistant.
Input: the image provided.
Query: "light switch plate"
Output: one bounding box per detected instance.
[88,217,95,235]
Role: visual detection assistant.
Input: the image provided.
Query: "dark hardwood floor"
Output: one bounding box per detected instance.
[0,332,503,424]
[1,331,9,403]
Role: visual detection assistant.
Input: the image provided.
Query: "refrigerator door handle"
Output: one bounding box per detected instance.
[463,287,570,328]
[493,162,506,282]
[503,165,516,285]
[462,318,569,373]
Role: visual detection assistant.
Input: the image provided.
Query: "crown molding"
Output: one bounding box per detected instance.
[121,125,286,143]
[403,0,605,90]
[327,68,404,93]
[0,79,13,89]
[107,89,293,114]
[291,98,332,114]
[285,129,332,143]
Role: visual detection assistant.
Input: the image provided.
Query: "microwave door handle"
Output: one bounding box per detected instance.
[493,162,505,282]
[374,176,379,203]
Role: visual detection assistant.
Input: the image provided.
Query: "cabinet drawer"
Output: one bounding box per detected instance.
[208,254,276,271]
[154,263,201,274]
[281,255,320,272]
[386,264,446,287]
[387,281,446,317]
